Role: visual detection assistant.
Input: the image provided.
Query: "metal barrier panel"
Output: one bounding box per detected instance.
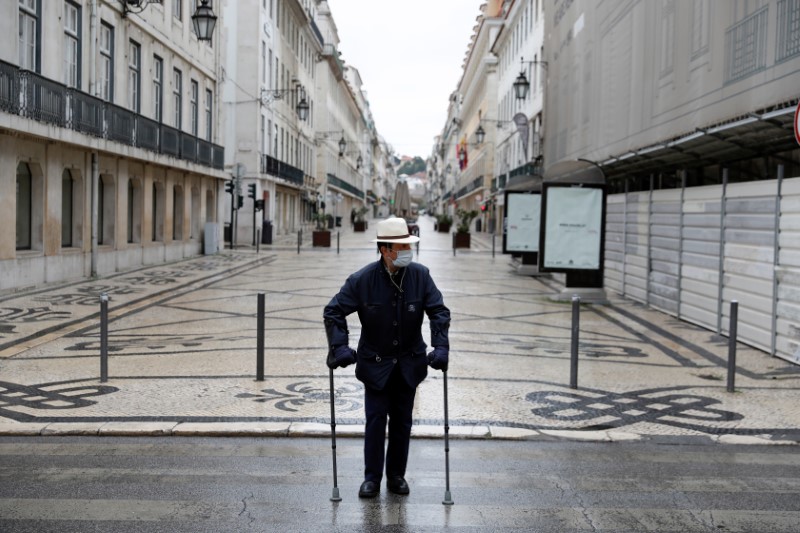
[604,195,625,295]
[622,192,648,304]
[649,189,682,315]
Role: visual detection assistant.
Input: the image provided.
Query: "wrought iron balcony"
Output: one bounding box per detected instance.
[260,154,304,187]
[0,59,224,170]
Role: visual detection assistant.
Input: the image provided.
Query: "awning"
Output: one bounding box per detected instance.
[597,100,798,180]
[505,174,544,191]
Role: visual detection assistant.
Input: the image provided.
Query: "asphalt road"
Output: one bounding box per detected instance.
[0,436,798,532]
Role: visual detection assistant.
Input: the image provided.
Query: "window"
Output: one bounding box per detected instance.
[190,79,198,136]
[261,41,266,85]
[205,88,212,140]
[691,0,710,59]
[100,22,114,101]
[18,0,39,71]
[173,185,183,240]
[62,169,74,247]
[16,162,32,250]
[172,68,182,129]
[64,2,80,88]
[98,176,115,246]
[269,49,273,87]
[659,0,675,77]
[172,0,182,21]
[725,5,769,82]
[778,0,800,62]
[127,179,135,243]
[152,182,159,241]
[153,55,163,121]
[128,40,141,112]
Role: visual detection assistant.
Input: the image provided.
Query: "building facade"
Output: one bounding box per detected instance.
[222,0,321,246]
[3,0,225,292]
[543,0,800,363]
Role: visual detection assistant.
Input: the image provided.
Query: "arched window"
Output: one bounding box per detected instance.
[127,178,144,244]
[191,186,201,239]
[205,188,215,223]
[152,182,158,242]
[98,175,115,246]
[152,181,165,242]
[173,185,184,241]
[62,169,74,247]
[16,162,32,250]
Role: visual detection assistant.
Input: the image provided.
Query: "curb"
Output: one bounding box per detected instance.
[1,421,798,445]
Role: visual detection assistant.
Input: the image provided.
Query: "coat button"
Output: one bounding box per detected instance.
[393,321,398,326]
[392,358,397,364]
[392,340,398,346]
[376,356,382,362]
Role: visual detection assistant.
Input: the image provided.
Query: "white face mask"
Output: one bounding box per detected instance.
[391,250,413,268]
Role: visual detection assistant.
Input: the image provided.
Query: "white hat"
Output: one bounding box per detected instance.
[371,216,420,244]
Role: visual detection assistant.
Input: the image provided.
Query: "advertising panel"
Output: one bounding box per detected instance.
[540,185,604,271]
[503,191,540,253]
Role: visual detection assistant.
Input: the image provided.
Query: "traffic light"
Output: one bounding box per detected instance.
[254,199,264,211]
[237,195,244,209]
[247,183,256,200]
[225,181,235,195]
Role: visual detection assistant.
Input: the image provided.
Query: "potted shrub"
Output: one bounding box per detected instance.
[312,212,331,247]
[353,207,369,232]
[454,208,478,248]
[436,213,452,233]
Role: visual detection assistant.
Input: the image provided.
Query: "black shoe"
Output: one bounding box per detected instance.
[358,480,380,498]
[387,476,410,495]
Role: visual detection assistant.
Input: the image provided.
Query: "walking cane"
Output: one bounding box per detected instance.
[442,369,454,505]
[328,367,342,502]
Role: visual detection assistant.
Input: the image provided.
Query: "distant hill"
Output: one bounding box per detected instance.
[397,156,426,176]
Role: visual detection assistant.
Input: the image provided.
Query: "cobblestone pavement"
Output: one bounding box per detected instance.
[1,216,799,445]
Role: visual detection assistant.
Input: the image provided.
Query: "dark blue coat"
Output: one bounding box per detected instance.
[323,258,450,391]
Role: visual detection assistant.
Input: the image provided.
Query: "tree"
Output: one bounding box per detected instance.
[397,156,426,175]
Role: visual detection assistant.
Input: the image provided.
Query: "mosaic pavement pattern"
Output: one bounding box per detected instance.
[1,218,799,440]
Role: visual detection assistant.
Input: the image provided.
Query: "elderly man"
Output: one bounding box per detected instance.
[324,216,450,499]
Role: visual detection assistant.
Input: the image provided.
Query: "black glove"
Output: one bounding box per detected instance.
[427,347,449,372]
[327,345,357,369]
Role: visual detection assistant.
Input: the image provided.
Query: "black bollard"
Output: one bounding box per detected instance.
[100,293,108,383]
[727,300,738,393]
[257,292,265,381]
[297,230,301,254]
[492,233,496,258]
[570,295,580,389]
[337,231,340,254]
[256,229,261,254]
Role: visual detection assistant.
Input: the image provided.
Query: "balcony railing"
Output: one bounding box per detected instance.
[0,59,223,170]
[327,173,363,198]
[260,154,304,187]
[725,7,768,83]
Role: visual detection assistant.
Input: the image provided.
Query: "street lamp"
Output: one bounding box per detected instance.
[357,154,363,170]
[119,1,216,41]
[296,94,309,121]
[120,0,162,17]
[260,85,309,121]
[513,56,548,101]
[191,0,218,41]
[475,124,486,144]
[338,136,347,157]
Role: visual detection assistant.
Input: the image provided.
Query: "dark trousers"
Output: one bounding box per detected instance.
[363,368,416,483]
